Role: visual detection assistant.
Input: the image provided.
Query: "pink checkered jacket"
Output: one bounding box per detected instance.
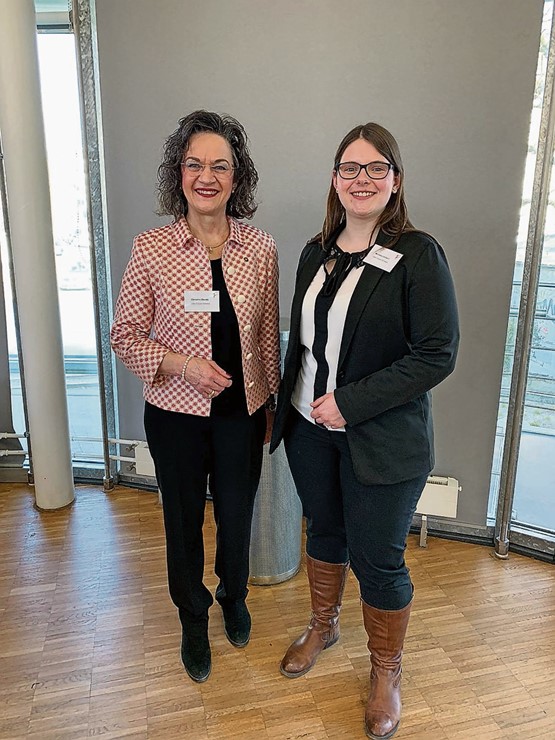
[110,217,281,416]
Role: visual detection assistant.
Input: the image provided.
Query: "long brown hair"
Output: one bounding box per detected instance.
[318,122,414,247]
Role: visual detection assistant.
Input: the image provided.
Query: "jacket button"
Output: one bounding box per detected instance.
[227,266,236,275]
[338,370,345,379]
[236,294,246,304]
[246,352,253,360]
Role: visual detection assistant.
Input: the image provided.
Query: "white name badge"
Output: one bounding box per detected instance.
[184,290,220,312]
[363,245,403,272]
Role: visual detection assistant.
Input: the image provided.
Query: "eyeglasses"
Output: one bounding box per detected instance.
[336,161,395,180]
[181,160,235,178]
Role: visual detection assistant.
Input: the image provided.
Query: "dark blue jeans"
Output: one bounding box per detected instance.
[144,402,266,622]
[284,409,427,610]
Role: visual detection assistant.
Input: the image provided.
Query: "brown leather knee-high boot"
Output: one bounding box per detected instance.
[280,555,349,678]
[361,599,412,739]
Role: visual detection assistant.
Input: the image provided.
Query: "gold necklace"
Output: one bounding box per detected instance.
[189,224,230,255]
[203,234,228,254]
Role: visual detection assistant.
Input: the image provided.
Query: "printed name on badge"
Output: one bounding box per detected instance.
[184,291,220,312]
[363,245,403,273]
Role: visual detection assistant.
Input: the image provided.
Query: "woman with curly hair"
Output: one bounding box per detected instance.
[111,111,280,682]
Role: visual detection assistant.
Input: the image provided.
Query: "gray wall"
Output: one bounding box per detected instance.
[96,0,544,527]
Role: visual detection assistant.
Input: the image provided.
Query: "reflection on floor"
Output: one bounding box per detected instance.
[0,484,554,739]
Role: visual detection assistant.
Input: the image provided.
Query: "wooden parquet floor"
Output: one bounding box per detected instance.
[0,483,554,739]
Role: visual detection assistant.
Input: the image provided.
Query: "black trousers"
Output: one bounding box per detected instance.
[144,402,266,622]
[284,409,427,611]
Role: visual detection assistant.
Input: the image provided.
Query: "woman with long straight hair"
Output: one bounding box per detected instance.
[271,122,459,738]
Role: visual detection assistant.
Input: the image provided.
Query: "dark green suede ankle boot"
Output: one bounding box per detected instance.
[180,618,211,682]
[221,600,251,648]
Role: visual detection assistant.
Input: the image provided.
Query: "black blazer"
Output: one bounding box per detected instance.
[270,229,460,486]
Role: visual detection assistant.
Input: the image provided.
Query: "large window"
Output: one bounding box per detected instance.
[37,33,103,467]
[2,31,103,469]
[489,0,555,538]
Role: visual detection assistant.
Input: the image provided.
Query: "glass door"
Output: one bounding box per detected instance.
[510,202,555,537]
[490,0,555,558]
[36,32,104,470]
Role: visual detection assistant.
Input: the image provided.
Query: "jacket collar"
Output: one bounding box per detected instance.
[336,227,394,367]
[316,224,389,252]
[172,216,243,249]
[295,226,392,370]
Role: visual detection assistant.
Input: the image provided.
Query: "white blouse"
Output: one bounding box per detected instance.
[291,263,365,431]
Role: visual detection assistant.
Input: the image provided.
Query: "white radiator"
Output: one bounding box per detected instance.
[415,475,460,547]
[135,442,156,477]
[416,475,459,518]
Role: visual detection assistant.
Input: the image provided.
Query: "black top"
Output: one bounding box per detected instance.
[210,258,248,416]
[270,229,459,485]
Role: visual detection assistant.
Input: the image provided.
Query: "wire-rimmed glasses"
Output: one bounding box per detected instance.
[181,160,235,178]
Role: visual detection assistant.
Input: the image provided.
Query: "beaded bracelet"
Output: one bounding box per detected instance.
[180,355,193,383]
